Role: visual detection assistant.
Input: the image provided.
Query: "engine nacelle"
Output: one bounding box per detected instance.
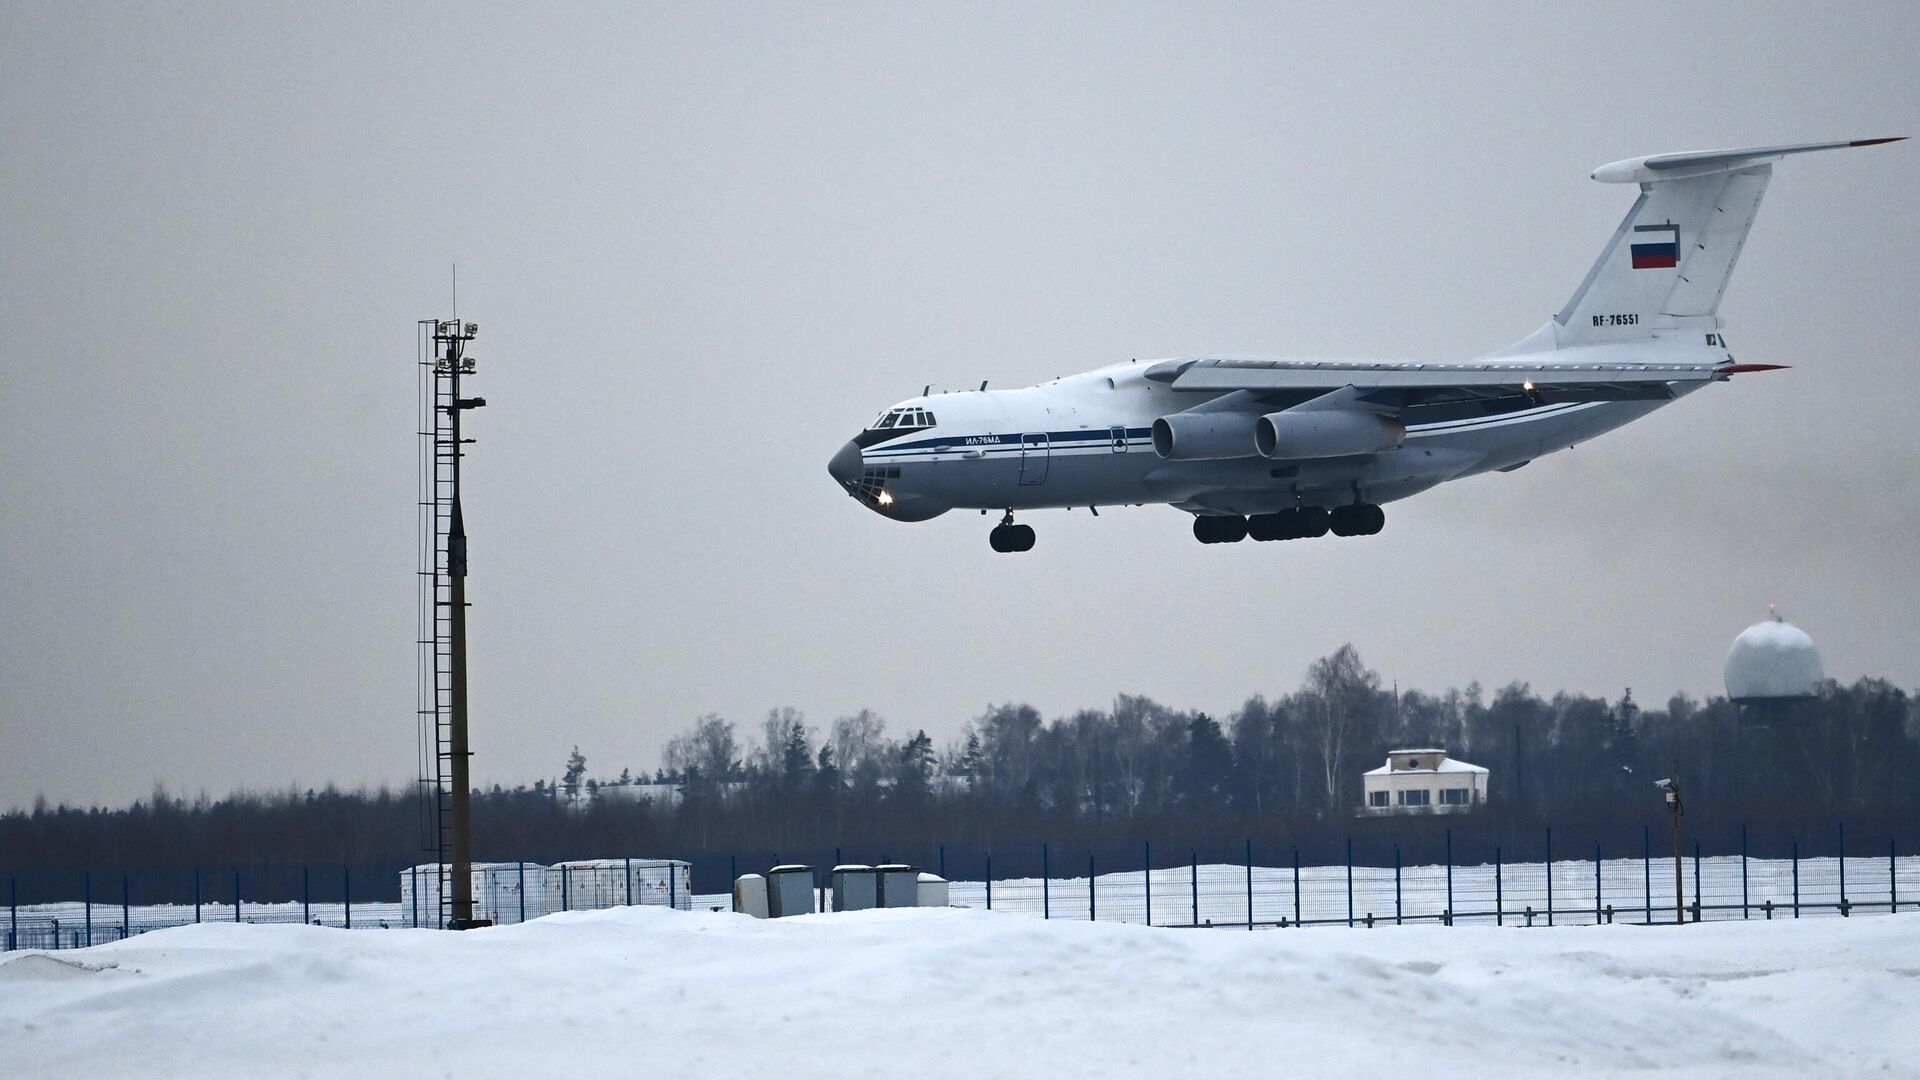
[1152,412,1261,460]
[1256,408,1404,459]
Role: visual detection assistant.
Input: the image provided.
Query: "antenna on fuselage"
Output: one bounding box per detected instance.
[979,381,988,391]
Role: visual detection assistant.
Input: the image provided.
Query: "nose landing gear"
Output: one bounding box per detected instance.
[990,511,1035,553]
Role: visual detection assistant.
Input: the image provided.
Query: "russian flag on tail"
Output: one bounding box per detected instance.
[1630,222,1680,269]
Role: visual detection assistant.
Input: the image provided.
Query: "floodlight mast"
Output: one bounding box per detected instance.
[429,318,488,929]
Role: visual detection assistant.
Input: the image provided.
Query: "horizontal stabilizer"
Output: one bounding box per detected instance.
[1591,138,1903,184]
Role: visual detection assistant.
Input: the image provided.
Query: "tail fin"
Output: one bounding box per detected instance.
[1544,139,1902,349]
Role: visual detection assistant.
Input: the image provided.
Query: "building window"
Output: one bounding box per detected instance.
[1439,788,1469,806]
[1367,790,1388,807]
[1399,788,1431,807]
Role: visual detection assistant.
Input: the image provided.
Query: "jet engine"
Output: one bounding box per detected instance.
[1255,408,1404,459]
[1151,412,1260,460]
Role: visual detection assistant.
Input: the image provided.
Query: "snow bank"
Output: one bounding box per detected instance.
[2,907,1915,1078]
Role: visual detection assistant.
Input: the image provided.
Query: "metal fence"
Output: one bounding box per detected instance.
[696,823,1919,929]
[3,860,692,951]
[8,824,1914,951]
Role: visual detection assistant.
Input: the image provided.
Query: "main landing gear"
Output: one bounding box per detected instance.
[990,511,1035,553]
[1195,504,1385,544]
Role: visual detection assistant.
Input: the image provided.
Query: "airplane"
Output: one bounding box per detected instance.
[828,139,1902,552]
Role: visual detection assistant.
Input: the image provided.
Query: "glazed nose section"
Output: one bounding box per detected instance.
[827,440,862,486]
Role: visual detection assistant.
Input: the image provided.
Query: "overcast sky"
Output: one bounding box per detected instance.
[3,2,1916,810]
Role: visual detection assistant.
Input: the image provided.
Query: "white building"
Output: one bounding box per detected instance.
[1361,749,1488,814]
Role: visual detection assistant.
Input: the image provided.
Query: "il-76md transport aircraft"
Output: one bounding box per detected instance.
[828,139,1902,553]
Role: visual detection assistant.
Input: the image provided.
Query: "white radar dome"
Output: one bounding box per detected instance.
[1724,610,1824,701]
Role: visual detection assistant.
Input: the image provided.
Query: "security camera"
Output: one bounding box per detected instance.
[1653,778,1674,791]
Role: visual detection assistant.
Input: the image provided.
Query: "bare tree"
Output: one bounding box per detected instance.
[1300,645,1385,812]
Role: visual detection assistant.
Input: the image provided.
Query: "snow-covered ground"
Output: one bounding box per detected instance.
[2,906,1916,1079]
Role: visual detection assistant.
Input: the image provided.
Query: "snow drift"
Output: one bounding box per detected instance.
[1,907,1915,1078]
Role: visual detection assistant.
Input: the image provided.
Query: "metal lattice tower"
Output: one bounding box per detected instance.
[417,318,486,928]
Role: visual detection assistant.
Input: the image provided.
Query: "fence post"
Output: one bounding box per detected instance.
[1495,846,1503,927]
[1838,821,1847,914]
[1594,844,1602,925]
[1245,839,1254,931]
[1891,839,1898,914]
[8,875,15,951]
[1692,841,1701,922]
[1345,838,1354,929]
[1445,829,1454,916]
[1042,844,1050,920]
[1143,842,1151,927]
[1545,826,1554,927]
[1292,847,1301,927]
[985,853,992,911]
[1643,825,1652,926]
[625,857,633,907]
[233,868,241,924]
[518,861,526,924]
[121,873,129,940]
[343,866,351,929]
[1190,849,1199,927]
[411,865,419,927]
[938,845,946,879]
[562,865,570,912]
[194,867,202,924]
[304,866,312,925]
[670,864,678,910]
[1741,823,1749,919]
[84,871,92,946]
[1089,853,1096,922]
[1792,838,1800,917]
[1393,844,1402,926]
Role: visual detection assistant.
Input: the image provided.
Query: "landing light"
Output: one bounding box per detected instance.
[877,490,894,506]
[1523,380,1535,392]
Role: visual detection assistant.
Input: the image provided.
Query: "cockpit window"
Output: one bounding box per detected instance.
[867,408,936,431]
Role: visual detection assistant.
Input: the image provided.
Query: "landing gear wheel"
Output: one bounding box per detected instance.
[1331,505,1362,537]
[991,523,1035,552]
[1193,515,1247,544]
[1248,513,1282,542]
[1331,504,1386,537]
[1297,506,1330,538]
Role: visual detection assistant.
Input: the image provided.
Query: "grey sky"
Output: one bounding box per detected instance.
[3,2,1916,809]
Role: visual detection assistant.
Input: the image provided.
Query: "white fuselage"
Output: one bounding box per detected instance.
[830,342,1718,524]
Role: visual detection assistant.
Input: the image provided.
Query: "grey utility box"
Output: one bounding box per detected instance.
[766,864,815,918]
[732,874,769,918]
[830,864,878,911]
[917,872,950,908]
[875,864,919,908]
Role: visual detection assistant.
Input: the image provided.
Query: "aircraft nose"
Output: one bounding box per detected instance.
[827,440,862,486]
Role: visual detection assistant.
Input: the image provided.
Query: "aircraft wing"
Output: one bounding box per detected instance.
[1144,356,1747,404]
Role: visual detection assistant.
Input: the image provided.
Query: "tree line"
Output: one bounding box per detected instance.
[4,646,1915,882]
